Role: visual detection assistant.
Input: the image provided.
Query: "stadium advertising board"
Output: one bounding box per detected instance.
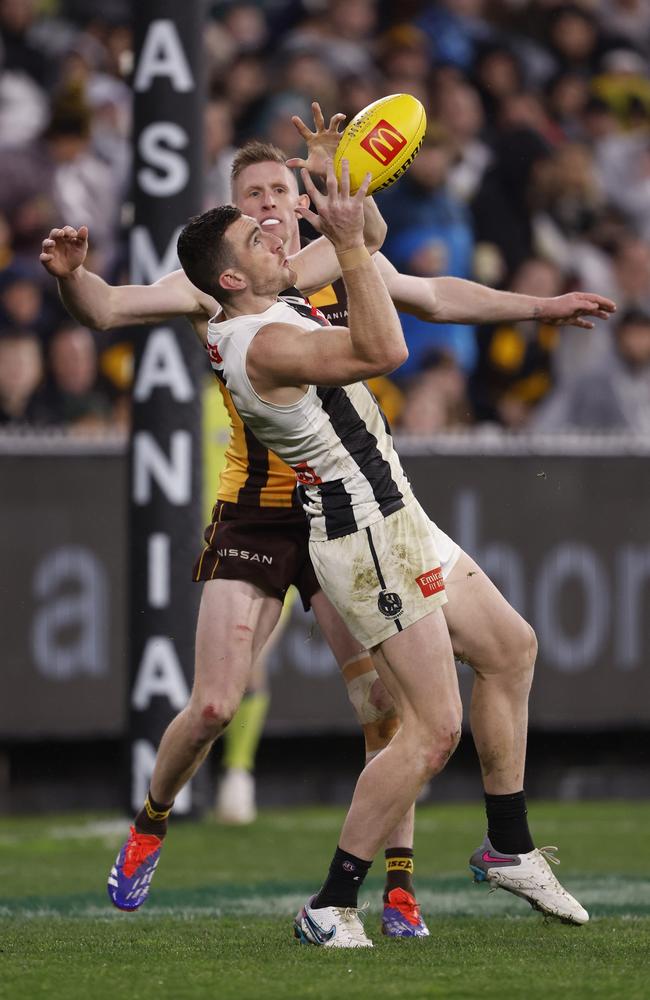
[0,444,126,738]
[2,443,649,737]
[128,3,205,813]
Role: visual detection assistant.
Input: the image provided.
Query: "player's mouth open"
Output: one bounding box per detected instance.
[261,218,281,228]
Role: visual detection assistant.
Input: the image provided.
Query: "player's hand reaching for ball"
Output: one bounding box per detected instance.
[537,292,617,329]
[296,158,371,252]
[287,102,347,178]
[39,225,89,278]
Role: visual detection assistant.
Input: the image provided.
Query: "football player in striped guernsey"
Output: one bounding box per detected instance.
[42,106,613,940]
[176,156,590,945]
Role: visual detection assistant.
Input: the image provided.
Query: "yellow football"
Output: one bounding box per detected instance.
[334,93,427,195]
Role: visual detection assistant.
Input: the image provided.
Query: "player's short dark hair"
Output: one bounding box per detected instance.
[231,140,291,185]
[177,205,242,300]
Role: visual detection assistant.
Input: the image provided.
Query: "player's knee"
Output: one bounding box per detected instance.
[524,623,538,673]
[421,733,460,778]
[193,699,235,740]
[512,621,537,685]
[496,620,537,690]
[420,721,461,778]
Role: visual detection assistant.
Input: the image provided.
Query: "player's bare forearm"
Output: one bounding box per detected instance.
[429,277,615,328]
[290,237,343,295]
[292,198,385,297]
[317,164,404,371]
[425,277,545,324]
[339,248,407,374]
[295,158,406,375]
[42,226,210,331]
[41,224,119,330]
[59,268,207,332]
[362,197,387,255]
[377,261,616,329]
[57,267,117,330]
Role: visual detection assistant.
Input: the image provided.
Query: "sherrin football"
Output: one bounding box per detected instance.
[334,93,427,195]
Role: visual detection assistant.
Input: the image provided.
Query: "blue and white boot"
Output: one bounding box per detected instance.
[294,895,373,948]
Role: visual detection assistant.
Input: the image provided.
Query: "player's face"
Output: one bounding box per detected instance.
[231,162,306,254]
[226,214,297,294]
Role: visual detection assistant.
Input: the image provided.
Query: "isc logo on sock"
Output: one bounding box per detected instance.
[416,567,444,597]
[386,857,414,872]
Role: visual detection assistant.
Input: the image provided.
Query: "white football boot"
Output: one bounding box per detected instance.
[294,896,373,948]
[470,836,589,925]
[215,768,256,825]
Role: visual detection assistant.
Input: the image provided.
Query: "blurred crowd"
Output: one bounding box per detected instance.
[1,0,650,435]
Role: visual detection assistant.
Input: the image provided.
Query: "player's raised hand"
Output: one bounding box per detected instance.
[296,158,371,251]
[286,102,347,176]
[39,225,89,278]
[538,292,617,329]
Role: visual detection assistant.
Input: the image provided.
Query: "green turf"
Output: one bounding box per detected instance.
[1,802,649,1000]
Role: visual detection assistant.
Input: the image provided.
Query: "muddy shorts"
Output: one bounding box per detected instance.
[308,498,453,647]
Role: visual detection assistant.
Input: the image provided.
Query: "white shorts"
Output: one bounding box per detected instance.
[309,499,459,648]
[430,518,461,581]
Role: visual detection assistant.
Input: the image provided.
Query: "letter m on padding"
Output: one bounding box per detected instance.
[360,120,407,166]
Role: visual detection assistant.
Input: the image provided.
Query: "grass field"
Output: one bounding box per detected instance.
[1,801,649,1000]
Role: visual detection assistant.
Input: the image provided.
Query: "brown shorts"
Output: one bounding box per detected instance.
[192,500,320,609]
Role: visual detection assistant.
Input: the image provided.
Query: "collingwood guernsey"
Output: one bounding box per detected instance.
[206,298,413,542]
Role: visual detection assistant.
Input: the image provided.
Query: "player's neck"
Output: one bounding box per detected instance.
[284,232,300,256]
[221,289,279,319]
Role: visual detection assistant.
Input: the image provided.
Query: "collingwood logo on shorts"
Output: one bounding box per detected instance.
[378,589,403,619]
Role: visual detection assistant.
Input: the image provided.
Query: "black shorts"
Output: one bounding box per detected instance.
[192,500,320,609]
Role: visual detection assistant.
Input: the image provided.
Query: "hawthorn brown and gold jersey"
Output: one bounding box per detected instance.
[215,380,297,508]
[306,278,349,325]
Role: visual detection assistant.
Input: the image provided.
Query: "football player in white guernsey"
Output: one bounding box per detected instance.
[176,157,590,946]
[41,106,613,941]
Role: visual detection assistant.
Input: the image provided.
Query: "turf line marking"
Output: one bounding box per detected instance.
[2,876,649,919]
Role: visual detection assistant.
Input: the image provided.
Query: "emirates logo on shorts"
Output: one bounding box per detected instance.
[416,568,444,597]
[378,590,403,619]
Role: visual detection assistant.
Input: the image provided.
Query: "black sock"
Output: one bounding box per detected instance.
[383,847,414,901]
[484,790,534,855]
[312,847,372,910]
[134,790,173,837]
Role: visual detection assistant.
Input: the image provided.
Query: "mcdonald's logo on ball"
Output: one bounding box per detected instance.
[333,93,427,194]
[360,119,407,166]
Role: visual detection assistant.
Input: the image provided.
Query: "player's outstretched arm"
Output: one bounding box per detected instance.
[40,226,206,331]
[374,253,617,329]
